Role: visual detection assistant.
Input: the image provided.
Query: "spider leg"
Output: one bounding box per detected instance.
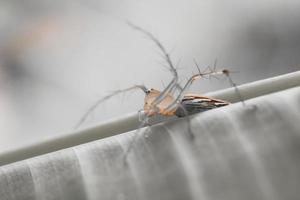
[126,22,179,107]
[123,113,152,166]
[175,102,195,140]
[74,85,148,129]
[197,60,245,106]
[204,61,246,106]
[222,69,246,106]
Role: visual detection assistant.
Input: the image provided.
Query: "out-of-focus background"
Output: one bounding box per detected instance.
[0,0,299,152]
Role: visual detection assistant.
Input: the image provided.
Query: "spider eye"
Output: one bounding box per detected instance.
[222,69,229,75]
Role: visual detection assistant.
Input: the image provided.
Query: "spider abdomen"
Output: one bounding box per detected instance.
[175,94,230,117]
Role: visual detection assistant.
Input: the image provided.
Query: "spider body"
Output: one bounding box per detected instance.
[73,21,245,164]
[76,23,243,130]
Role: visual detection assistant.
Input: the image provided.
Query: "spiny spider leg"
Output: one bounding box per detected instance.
[123,112,153,165]
[201,60,245,106]
[222,69,246,106]
[75,85,147,129]
[126,22,178,108]
[189,59,246,106]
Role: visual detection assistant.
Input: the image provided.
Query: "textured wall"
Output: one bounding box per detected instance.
[0,86,300,200]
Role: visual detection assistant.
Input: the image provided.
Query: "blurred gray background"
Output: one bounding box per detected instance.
[0,0,299,152]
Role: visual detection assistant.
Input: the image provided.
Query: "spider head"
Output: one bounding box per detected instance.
[145,89,151,94]
[145,88,161,95]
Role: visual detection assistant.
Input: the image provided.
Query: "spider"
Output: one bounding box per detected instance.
[75,23,244,161]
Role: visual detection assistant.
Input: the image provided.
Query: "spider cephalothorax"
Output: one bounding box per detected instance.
[143,88,177,116]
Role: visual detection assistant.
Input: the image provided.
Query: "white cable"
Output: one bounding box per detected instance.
[0,71,299,166]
